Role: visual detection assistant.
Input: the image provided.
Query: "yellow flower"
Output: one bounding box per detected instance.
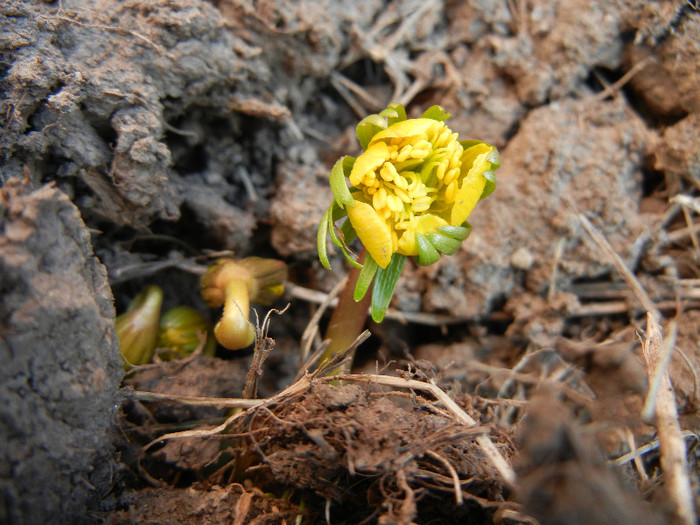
[317,104,498,322]
[346,116,498,268]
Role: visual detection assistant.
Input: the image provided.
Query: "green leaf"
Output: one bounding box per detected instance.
[317,206,332,269]
[479,170,496,200]
[371,254,405,323]
[330,157,354,207]
[354,253,379,301]
[321,202,362,269]
[421,105,451,121]
[438,223,472,241]
[331,200,349,221]
[416,233,440,266]
[356,114,388,150]
[427,233,461,255]
[327,203,344,249]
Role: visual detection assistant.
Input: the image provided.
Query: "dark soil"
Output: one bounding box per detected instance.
[1,0,699,524]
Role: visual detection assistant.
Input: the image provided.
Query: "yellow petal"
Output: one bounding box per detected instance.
[369,118,440,146]
[349,141,390,186]
[415,213,447,236]
[450,144,493,225]
[347,200,393,268]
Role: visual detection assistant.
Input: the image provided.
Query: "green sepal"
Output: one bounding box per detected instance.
[487,146,501,169]
[116,285,163,369]
[385,103,406,125]
[340,216,357,245]
[416,233,440,266]
[479,170,496,200]
[379,107,399,121]
[427,233,461,255]
[421,105,451,122]
[438,223,472,241]
[330,156,355,207]
[327,208,363,270]
[342,155,357,174]
[459,139,482,150]
[317,205,333,269]
[158,306,217,359]
[356,114,388,150]
[371,254,405,323]
[354,253,379,301]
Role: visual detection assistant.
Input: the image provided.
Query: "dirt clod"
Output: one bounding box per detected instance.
[0,180,122,524]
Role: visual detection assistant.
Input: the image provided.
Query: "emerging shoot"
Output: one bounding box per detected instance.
[200,257,288,350]
[317,103,499,365]
[116,285,163,369]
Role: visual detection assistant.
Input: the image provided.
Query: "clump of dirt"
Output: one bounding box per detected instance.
[0,180,123,524]
[115,375,516,524]
[515,391,666,525]
[238,382,512,523]
[108,484,303,524]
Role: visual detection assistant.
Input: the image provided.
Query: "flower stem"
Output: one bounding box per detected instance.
[319,250,371,371]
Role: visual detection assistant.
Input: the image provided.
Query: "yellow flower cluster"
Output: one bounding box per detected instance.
[317,103,498,321]
[345,116,497,268]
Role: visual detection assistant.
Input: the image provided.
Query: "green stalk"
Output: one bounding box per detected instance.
[319,249,371,371]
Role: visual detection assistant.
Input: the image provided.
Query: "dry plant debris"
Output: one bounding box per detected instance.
[126,371,516,524]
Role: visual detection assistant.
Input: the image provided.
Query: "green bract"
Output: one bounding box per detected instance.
[317,103,499,322]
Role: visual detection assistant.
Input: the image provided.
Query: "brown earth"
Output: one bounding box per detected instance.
[1,0,699,524]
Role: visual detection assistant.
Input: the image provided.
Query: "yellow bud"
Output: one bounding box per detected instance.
[200,257,287,350]
[157,306,216,359]
[116,285,163,369]
[215,280,256,350]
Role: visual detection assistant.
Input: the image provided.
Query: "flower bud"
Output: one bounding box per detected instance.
[200,257,287,350]
[116,285,163,369]
[157,306,216,359]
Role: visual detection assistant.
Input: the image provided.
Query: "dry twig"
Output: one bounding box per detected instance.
[592,58,651,102]
[425,450,463,506]
[578,212,661,320]
[641,314,695,525]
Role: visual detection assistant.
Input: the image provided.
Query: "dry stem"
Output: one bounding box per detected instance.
[578,212,661,320]
[641,314,695,525]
